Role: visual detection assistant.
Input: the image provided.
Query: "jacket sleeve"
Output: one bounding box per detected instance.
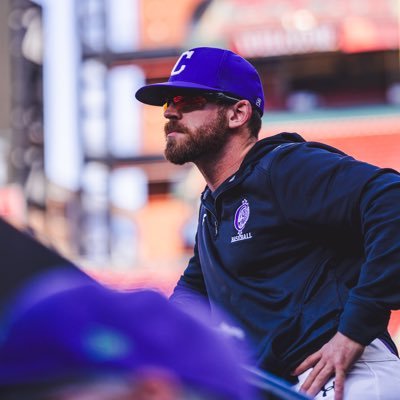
[269,143,400,345]
[338,171,400,344]
[169,234,210,312]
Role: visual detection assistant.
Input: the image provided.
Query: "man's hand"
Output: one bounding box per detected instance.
[292,332,365,400]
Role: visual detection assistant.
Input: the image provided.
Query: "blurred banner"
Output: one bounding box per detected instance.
[185,0,400,57]
[138,0,204,49]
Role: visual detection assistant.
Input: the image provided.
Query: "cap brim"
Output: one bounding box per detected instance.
[135,81,221,106]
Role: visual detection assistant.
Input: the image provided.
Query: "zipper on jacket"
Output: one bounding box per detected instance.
[201,189,220,239]
[214,219,219,237]
[201,203,219,239]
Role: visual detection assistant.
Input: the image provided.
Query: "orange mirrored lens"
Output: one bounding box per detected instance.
[163,95,208,112]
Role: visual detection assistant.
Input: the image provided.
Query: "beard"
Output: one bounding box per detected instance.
[163,109,230,165]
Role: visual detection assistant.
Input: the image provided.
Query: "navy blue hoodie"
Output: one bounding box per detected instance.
[170,132,400,380]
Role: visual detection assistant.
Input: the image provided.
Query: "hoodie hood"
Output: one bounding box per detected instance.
[240,132,306,170]
[208,132,306,199]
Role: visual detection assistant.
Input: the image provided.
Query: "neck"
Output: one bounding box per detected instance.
[195,134,257,192]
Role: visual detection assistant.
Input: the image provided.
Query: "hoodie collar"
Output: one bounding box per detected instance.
[203,132,306,200]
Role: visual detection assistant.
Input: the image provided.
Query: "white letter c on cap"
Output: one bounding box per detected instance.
[170,50,194,76]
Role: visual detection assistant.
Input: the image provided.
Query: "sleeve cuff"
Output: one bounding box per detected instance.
[338,300,390,345]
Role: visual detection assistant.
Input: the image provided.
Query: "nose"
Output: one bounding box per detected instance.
[163,103,181,120]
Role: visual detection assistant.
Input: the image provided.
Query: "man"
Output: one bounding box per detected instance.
[135,46,400,399]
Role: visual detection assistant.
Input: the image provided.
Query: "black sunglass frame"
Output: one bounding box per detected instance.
[202,92,261,116]
[164,91,261,116]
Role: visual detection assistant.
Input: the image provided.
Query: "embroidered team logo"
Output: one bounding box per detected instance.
[231,199,253,243]
[170,50,194,76]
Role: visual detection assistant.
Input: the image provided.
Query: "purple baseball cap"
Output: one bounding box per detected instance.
[0,268,257,400]
[135,46,265,116]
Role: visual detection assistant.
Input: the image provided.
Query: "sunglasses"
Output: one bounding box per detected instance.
[163,92,242,112]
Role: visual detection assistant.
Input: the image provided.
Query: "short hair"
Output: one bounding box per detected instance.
[248,109,262,138]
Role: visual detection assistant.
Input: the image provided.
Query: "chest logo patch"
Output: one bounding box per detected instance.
[231,199,253,243]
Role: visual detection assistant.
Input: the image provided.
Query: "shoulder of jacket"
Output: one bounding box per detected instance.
[258,142,302,171]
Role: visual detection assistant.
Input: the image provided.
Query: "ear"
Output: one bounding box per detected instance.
[227,100,252,129]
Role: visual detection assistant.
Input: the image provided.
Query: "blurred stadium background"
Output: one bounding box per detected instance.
[0,0,400,342]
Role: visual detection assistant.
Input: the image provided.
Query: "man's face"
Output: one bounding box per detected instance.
[163,96,231,165]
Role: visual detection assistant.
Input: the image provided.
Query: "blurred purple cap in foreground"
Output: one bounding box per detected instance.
[0,268,256,400]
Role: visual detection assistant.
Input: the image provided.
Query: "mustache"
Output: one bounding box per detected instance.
[164,121,189,135]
